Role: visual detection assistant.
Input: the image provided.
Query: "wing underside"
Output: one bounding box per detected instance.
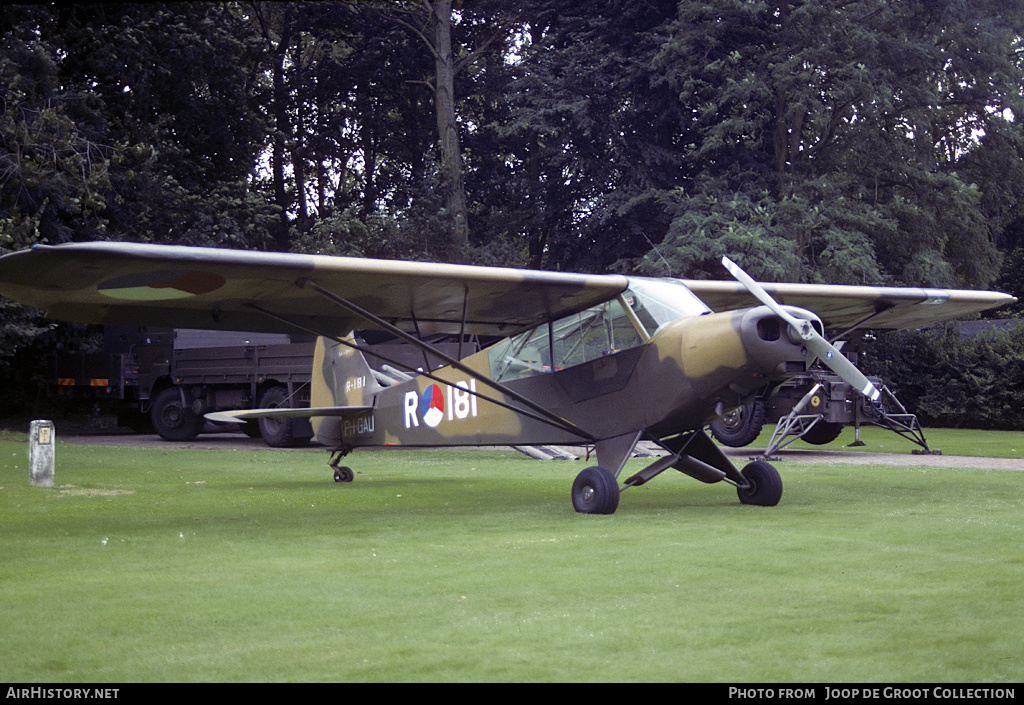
[683,280,1015,332]
[0,242,629,338]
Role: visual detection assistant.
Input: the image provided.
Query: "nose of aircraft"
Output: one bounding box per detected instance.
[721,255,881,400]
[738,305,823,378]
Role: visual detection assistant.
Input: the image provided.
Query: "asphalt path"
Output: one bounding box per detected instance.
[58,430,1023,470]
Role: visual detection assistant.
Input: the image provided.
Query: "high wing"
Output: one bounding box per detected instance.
[682,280,1016,333]
[0,242,628,338]
[1,242,1012,339]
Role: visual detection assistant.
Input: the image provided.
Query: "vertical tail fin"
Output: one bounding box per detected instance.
[310,335,384,443]
[311,335,385,407]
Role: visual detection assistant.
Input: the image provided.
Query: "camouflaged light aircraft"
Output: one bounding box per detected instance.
[0,242,1015,514]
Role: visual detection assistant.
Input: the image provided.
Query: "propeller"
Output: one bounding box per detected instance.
[721,256,881,401]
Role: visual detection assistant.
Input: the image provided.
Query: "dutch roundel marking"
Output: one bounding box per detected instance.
[420,384,446,428]
[404,380,478,429]
[97,270,226,300]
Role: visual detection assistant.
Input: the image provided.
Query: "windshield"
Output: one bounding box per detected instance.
[625,277,711,335]
[488,296,640,381]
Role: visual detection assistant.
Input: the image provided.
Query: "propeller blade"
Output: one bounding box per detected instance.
[801,335,881,401]
[721,256,881,401]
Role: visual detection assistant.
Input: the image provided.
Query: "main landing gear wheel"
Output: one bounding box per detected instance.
[736,460,783,506]
[333,466,354,483]
[572,466,620,515]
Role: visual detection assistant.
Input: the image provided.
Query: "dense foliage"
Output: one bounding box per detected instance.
[2,1,1022,426]
[865,323,1024,430]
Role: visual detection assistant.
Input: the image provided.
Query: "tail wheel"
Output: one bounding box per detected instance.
[736,460,783,506]
[572,466,620,515]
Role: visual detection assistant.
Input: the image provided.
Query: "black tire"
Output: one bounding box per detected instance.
[801,421,843,446]
[257,386,311,448]
[333,466,354,483]
[736,460,783,507]
[710,402,766,447]
[571,466,620,514]
[151,387,203,442]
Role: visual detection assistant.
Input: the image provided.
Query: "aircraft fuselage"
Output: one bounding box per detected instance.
[313,303,820,452]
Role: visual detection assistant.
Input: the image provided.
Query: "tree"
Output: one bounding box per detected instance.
[484,0,682,271]
[366,0,472,259]
[642,0,1024,286]
[1,8,112,250]
[49,2,275,249]
[0,2,275,378]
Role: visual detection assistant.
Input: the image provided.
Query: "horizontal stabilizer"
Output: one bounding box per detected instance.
[206,406,373,424]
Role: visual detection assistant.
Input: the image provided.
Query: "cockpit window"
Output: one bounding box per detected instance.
[488,297,640,382]
[488,277,710,382]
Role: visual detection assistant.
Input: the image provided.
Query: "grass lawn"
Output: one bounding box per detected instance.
[1,429,1022,682]
[748,424,1024,458]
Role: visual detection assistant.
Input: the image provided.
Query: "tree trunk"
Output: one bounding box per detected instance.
[429,0,470,259]
[267,6,294,250]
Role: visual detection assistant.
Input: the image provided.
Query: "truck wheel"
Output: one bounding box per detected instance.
[241,421,262,439]
[801,421,843,445]
[710,402,766,447]
[258,386,310,448]
[151,387,202,441]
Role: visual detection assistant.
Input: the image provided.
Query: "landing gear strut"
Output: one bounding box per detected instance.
[571,430,785,514]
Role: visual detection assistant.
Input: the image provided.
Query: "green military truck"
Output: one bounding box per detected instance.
[54,327,316,446]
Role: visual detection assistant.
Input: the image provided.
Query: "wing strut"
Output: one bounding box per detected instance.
[246,283,596,442]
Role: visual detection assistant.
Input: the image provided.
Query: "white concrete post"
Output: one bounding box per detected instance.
[29,420,55,487]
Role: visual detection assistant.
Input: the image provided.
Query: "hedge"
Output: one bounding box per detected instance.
[863,321,1024,431]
